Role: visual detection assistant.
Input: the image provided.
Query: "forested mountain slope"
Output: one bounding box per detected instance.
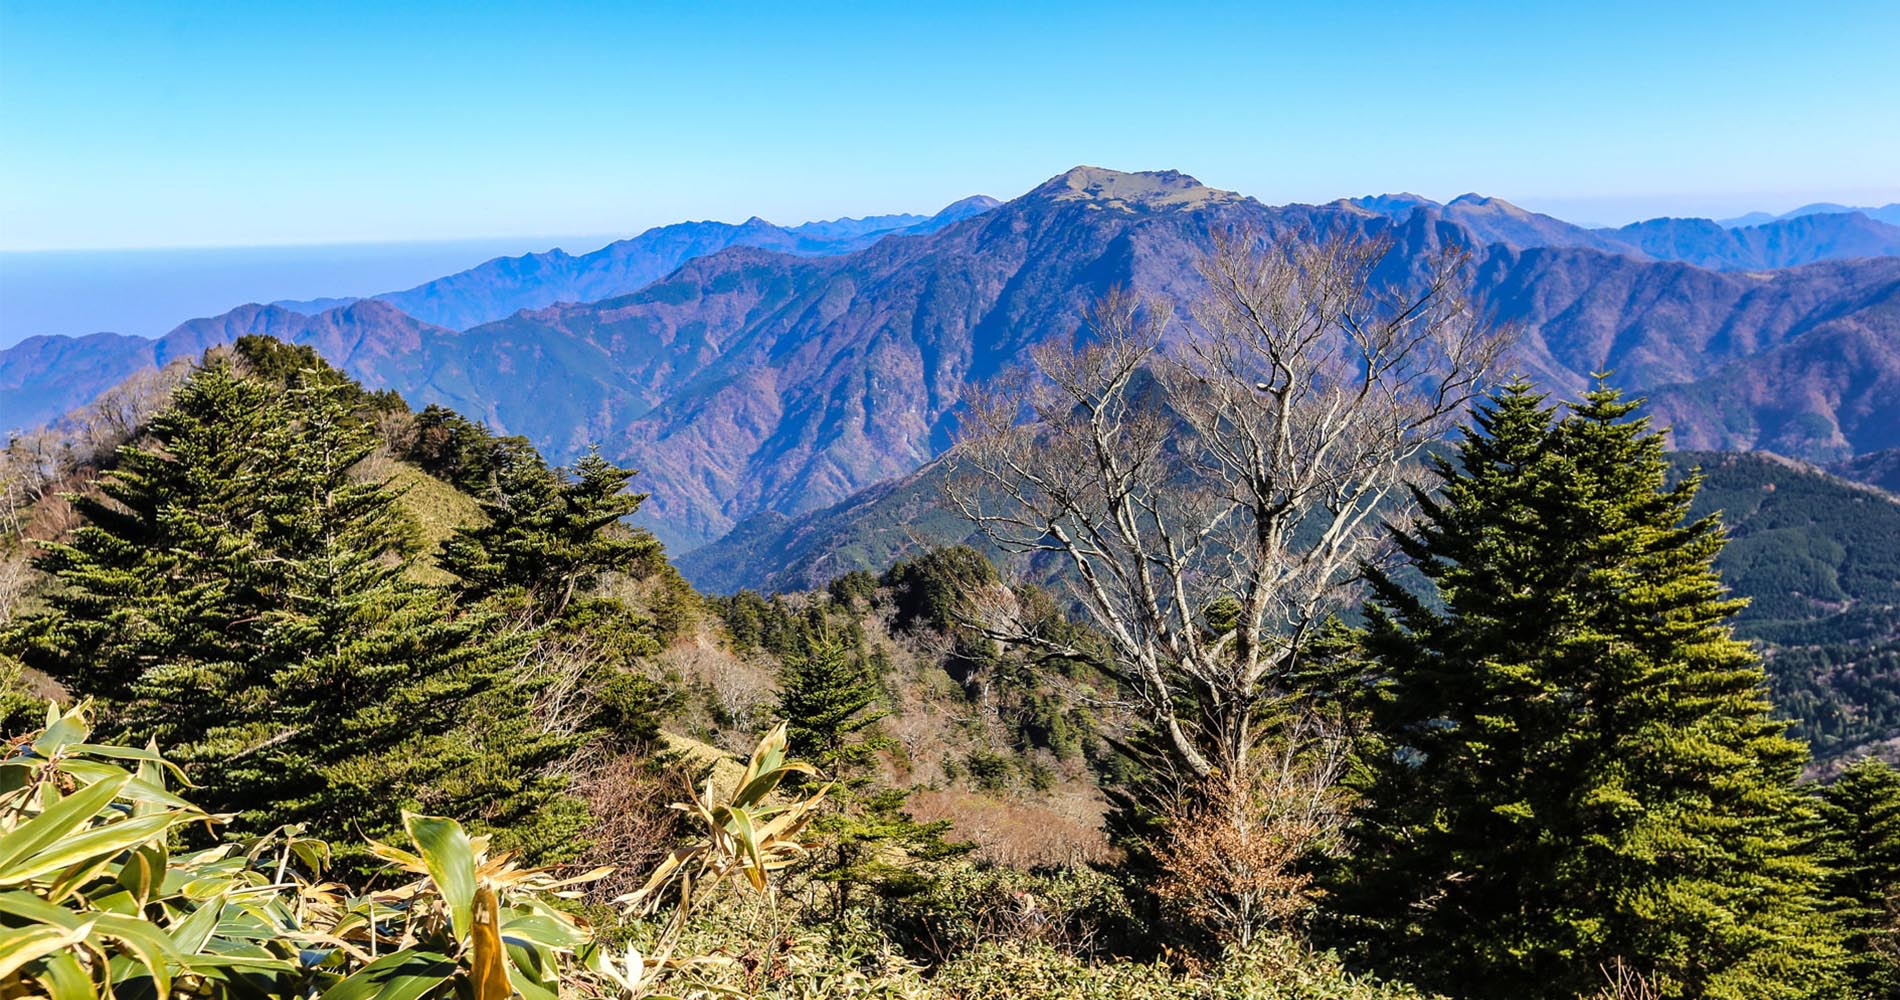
[683,442,1900,764]
[7,168,1900,551]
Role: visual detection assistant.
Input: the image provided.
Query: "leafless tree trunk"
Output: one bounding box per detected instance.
[945,231,1508,778]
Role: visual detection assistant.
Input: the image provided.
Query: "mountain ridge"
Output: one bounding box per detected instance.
[273,195,1002,330]
[1344,192,1900,268]
[6,167,1899,555]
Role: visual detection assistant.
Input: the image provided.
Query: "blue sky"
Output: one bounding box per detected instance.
[3,0,1898,250]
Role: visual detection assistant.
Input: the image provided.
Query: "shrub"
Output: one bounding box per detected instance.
[0,700,626,1000]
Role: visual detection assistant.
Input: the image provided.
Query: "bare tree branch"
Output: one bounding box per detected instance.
[944,231,1510,778]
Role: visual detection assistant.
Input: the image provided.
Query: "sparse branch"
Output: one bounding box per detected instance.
[944,233,1510,780]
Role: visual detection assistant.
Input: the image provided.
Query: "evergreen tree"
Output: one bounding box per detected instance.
[779,631,888,777]
[12,353,589,862]
[440,447,660,625]
[213,373,571,854]
[1332,381,1844,1000]
[19,363,275,717]
[1815,759,1900,996]
[0,653,43,732]
[438,443,678,790]
[780,629,969,917]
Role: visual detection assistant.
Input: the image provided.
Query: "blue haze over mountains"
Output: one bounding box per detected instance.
[5,168,1900,579]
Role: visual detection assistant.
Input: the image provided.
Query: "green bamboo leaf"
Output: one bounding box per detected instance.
[167,894,225,954]
[505,959,559,1000]
[90,912,184,1000]
[34,949,97,1000]
[2,812,178,886]
[118,840,169,905]
[498,913,588,949]
[401,813,476,942]
[30,707,92,758]
[68,743,168,764]
[0,920,94,981]
[725,806,767,892]
[0,773,130,876]
[316,950,456,1000]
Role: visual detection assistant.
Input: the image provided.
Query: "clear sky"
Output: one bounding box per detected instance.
[3,0,1898,250]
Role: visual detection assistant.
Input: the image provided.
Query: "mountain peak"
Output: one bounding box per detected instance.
[936,194,1002,216]
[1342,193,1441,219]
[1029,166,1242,212]
[1447,192,1532,217]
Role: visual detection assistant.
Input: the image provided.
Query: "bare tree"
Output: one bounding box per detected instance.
[945,231,1508,778]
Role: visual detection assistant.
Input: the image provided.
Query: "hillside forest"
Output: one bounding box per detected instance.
[4,233,1900,1000]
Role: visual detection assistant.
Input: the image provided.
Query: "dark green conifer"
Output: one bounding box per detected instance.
[211,373,566,853]
[779,632,888,777]
[22,363,274,716]
[781,629,969,916]
[1334,381,1844,1000]
[13,352,589,863]
[440,447,660,625]
[1816,759,1900,996]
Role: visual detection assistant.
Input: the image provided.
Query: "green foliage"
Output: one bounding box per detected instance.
[829,569,880,610]
[1814,759,1900,994]
[229,334,407,415]
[779,633,889,779]
[714,588,817,657]
[877,862,1143,964]
[880,545,998,634]
[440,446,661,623]
[0,654,39,732]
[1334,382,1846,1000]
[808,787,973,920]
[929,937,1426,1000]
[18,363,278,704]
[405,404,536,494]
[8,355,581,864]
[0,701,622,1000]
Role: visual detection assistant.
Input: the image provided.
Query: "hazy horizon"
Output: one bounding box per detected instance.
[5,176,1898,348]
[4,1,1895,252]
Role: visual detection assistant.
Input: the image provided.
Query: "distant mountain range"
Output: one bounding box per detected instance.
[5,167,1900,563]
[0,199,997,433]
[272,196,1000,331]
[1720,203,1900,228]
[1344,193,1900,270]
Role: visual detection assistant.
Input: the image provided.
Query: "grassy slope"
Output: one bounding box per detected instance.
[378,458,485,584]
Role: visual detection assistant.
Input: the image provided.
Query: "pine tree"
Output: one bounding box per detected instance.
[209,373,571,853]
[437,442,676,811]
[780,628,968,917]
[1332,381,1844,1000]
[1815,759,1900,995]
[13,353,589,862]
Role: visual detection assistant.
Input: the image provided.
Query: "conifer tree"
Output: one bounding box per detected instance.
[779,628,967,917]
[211,373,572,852]
[12,352,589,862]
[1815,759,1900,995]
[1333,381,1844,1000]
[779,631,888,777]
[20,363,275,716]
[437,442,676,804]
[440,446,660,625]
